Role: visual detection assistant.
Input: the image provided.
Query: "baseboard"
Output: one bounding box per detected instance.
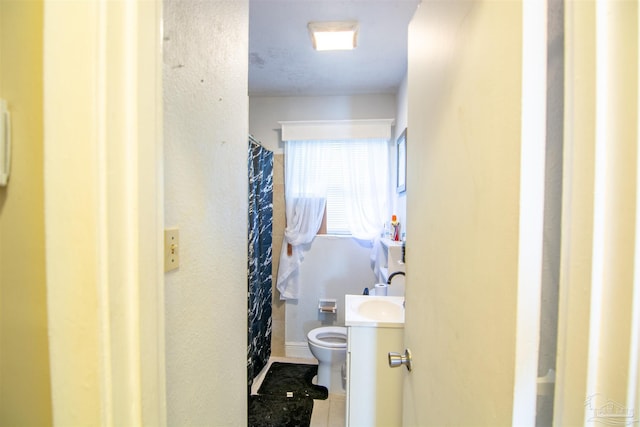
[285,341,313,359]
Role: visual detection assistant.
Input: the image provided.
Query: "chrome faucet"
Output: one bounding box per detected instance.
[387,271,405,285]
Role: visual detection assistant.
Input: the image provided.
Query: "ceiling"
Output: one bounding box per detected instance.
[248,0,421,97]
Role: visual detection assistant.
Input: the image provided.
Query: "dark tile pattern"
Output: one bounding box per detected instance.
[248,138,274,388]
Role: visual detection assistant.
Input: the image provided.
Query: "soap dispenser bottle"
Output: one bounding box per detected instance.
[391,215,400,241]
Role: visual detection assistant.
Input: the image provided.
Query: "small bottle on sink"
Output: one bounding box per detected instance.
[390,215,400,241]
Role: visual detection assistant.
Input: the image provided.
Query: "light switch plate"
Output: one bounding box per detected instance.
[164,228,179,272]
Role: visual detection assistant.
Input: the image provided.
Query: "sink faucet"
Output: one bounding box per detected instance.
[387,271,405,285]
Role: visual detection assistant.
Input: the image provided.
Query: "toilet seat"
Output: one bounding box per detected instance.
[307,326,347,349]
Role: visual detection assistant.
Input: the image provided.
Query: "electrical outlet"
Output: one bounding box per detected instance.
[164,228,179,272]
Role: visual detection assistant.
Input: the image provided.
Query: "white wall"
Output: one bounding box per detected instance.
[285,236,378,354]
[249,94,397,153]
[164,0,248,424]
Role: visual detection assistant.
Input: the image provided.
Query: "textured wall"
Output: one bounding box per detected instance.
[0,1,52,425]
[164,0,249,424]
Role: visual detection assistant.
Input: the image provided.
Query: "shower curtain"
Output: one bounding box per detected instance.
[247,136,274,391]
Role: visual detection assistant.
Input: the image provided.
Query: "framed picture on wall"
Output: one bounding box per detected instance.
[396,128,407,193]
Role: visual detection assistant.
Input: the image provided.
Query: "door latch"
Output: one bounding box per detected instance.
[388,348,412,371]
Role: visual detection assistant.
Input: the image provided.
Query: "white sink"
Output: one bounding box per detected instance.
[345,295,405,328]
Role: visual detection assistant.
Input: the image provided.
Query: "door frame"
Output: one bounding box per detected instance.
[43,1,166,425]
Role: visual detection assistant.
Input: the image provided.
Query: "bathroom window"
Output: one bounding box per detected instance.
[323,142,350,235]
[285,138,390,238]
[323,140,370,235]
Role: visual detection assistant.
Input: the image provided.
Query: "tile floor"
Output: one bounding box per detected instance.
[251,356,346,427]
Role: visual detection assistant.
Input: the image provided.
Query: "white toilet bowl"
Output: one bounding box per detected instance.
[307,326,347,394]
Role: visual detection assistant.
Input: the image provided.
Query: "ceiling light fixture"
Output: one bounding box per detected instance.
[308,21,359,51]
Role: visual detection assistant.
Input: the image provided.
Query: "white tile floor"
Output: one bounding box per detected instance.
[309,392,346,427]
[251,356,346,427]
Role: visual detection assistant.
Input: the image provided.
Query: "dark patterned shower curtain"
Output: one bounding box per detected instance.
[247,136,274,391]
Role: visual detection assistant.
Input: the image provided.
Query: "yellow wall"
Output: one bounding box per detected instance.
[0,1,52,425]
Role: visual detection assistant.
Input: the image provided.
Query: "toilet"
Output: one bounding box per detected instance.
[307,326,348,394]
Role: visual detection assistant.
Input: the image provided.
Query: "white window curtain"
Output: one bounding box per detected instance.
[276,140,328,300]
[276,138,389,300]
[340,139,389,240]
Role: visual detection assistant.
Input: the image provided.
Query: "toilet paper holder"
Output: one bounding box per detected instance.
[318,299,337,314]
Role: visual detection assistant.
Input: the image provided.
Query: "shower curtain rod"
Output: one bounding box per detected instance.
[249,134,271,151]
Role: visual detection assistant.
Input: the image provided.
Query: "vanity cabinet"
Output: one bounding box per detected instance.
[346,324,404,426]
